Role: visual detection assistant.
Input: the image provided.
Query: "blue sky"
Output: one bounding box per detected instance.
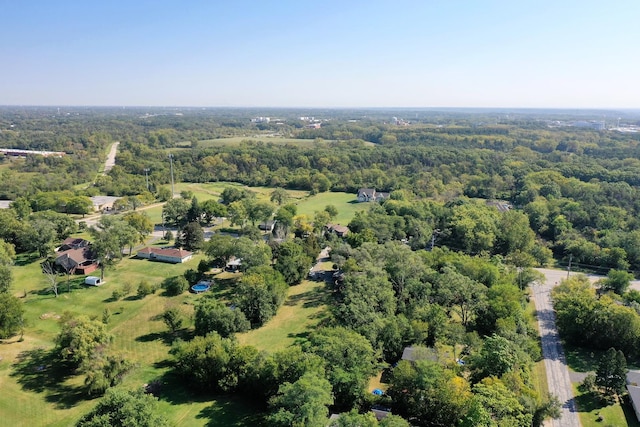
[2,0,639,108]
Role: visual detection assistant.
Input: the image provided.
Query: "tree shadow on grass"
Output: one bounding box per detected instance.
[574,391,612,413]
[564,344,601,373]
[136,331,170,343]
[197,397,262,427]
[149,364,262,426]
[14,253,40,266]
[135,330,187,346]
[10,348,88,409]
[289,331,311,346]
[284,287,327,308]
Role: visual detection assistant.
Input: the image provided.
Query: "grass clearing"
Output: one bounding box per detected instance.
[1,236,333,426]
[169,183,366,228]
[563,344,640,426]
[573,384,640,427]
[296,192,369,225]
[237,279,330,351]
[1,184,368,426]
[0,251,261,427]
[173,182,308,203]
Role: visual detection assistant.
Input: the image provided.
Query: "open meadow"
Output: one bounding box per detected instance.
[0,182,373,426]
[166,182,367,229]
[0,252,334,425]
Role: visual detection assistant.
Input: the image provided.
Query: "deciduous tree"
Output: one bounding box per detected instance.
[305,327,377,410]
[267,372,334,427]
[76,388,170,427]
[0,293,24,338]
[274,240,312,285]
[55,315,113,368]
[194,299,250,337]
[236,266,287,326]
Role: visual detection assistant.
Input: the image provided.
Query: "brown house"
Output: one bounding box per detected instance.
[55,247,99,275]
[58,237,90,252]
[326,223,350,237]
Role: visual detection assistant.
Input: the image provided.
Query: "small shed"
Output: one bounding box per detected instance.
[84,276,102,286]
[226,257,243,272]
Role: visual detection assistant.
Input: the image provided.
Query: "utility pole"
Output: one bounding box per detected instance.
[429,229,440,251]
[567,254,573,279]
[143,168,150,191]
[168,154,175,198]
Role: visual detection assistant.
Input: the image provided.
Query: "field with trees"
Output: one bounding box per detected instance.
[3,107,640,426]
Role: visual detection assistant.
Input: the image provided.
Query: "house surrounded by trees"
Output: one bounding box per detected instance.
[356,188,389,202]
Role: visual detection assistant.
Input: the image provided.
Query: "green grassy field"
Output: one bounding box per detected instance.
[573,384,640,427]
[0,250,264,427]
[172,182,308,203]
[0,182,372,426]
[295,191,368,226]
[237,279,330,351]
[562,345,640,427]
[0,243,335,425]
[168,182,365,228]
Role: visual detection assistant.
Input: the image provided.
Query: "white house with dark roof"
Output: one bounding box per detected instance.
[357,188,389,202]
[136,247,193,264]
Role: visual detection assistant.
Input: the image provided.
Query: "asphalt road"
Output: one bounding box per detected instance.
[533,268,582,427]
[103,141,119,175]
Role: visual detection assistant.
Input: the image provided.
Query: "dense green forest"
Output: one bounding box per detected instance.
[3,107,640,426]
[5,106,640,271]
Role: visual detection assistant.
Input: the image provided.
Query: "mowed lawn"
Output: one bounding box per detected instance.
[1,243,334,425]
[296,191,368,226]
[0,183,368,426]
[170,183,365,227]
[563,345,640,427]
[173,182,308,204]
[0,252,263,427]
[573,384,640,427]
[237,279,330,351]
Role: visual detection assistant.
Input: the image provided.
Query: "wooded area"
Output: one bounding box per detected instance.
[2,107,640,426]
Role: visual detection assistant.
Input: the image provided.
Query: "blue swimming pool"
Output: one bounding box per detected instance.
[191,281,211,293]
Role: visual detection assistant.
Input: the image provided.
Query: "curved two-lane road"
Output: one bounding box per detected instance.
[533,268,581,427]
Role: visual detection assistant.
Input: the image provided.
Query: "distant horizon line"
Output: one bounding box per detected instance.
[2,104,639,112]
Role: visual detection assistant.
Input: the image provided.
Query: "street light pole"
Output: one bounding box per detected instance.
[143,168,150,191]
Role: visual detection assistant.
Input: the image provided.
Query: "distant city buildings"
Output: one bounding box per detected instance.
[251,117,270,123]
[392,117,410,126]
[546,120,613,130]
